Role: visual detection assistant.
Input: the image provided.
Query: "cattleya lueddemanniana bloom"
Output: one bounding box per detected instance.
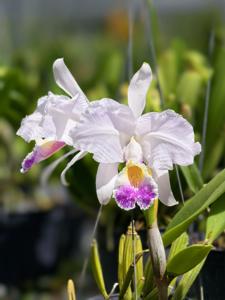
[17,58,89,178]
[18,60,201,210]
[69,63,201,210]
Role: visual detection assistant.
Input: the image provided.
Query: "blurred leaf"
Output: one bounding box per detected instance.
[177,71,203,107]
[158,49,179,99]
[167,244,212,277]
[180,163,204,194]
[206,195,225,243]
[102,52,123,88]
[204,47,225,178]
[87,83,108,100]
[185,51,212,82]
[172,259,205,300]
[163,168,225,247]
[203,136,225,179]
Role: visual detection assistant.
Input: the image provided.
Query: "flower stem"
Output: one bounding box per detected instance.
[144,200,168,300]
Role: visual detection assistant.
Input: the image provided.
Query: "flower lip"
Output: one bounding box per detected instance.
[113,161,158,210]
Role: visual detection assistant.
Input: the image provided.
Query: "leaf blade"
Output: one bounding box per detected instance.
[167,244,212,277]
[163,169,225,247]
[206,195,225,243]
[180,163,203,193]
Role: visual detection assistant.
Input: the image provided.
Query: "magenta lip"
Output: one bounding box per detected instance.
[114,185,137,210]
[114,183,156,210]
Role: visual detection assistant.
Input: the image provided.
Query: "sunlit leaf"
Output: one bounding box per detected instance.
[167,244,212,277]
[163,168,225,247]
[168,232,188,261]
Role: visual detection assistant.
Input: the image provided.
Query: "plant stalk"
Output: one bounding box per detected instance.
[145,200,168,300]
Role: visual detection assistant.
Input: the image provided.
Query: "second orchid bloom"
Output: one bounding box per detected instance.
[18,60,201,210]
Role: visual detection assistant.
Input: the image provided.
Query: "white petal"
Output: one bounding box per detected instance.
[43,95,86,144]
[17,111,44,142]
[128,62,152,118]
[61,151,87,185]
[17,93,87,145]
[136,110,201,170]
[70,99,134,163]
[41,149,77,186]
[53,58,88,105]
[154,169,178,206]
[96,163,119,204]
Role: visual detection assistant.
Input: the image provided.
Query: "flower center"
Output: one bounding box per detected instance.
[127,165,144,187]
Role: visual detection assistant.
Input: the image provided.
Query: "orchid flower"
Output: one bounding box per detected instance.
[17,58,88,177]
[69,63,201,210]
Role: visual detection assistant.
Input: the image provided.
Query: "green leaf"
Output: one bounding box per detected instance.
[143,287,158,300]
[172,259,205,300]
[167,233,189,297]
[206,195,225,243]
[168,232,189,261]
[167,244,212,277]
[180,163,204,193]
[163,169,225,247]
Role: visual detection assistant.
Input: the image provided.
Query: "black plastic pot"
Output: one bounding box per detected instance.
[189,249,225,300]
[0,203,85,287]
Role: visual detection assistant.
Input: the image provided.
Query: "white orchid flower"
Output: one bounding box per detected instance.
[69,63,201,210]
[17,58,88,175]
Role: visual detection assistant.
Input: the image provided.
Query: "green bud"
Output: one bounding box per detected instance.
[135,235,143,283]
[118,234,125,289]
[91,239,108,299]
[67,279,76,300]
[123,225,134,299]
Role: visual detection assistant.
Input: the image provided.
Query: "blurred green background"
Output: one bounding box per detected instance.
[0,0,225,299]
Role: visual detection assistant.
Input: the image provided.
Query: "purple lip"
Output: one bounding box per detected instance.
[114,183,156,210]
